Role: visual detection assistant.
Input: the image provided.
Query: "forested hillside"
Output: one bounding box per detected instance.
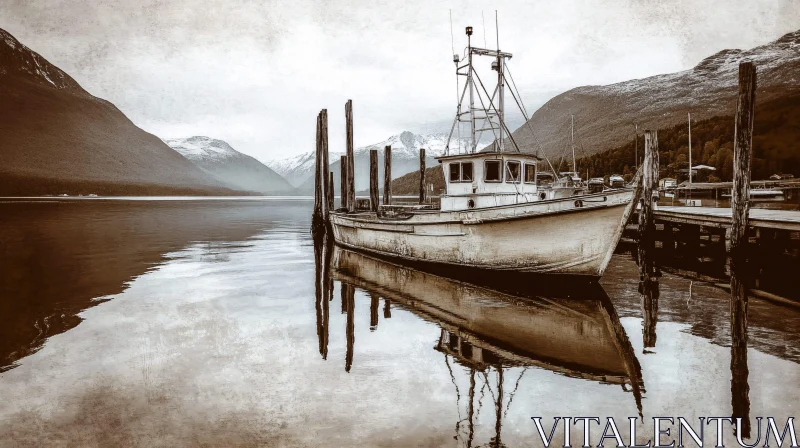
[579,93,800,182]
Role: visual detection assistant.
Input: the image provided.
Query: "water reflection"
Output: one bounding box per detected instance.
[729,254,751,439]
[325,246,647,444]
[0,199,308,372]
[313,231,334,360]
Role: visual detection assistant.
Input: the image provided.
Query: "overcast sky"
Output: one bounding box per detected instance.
[5,0,799,162]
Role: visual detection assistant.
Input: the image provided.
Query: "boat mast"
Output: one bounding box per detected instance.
[496,12,504,153]
[467,26,476,153]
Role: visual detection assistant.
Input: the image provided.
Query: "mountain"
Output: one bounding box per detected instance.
[267,151,342,189]
[390,166,445,197]
[512,29,800,162]
[268,131,473,193]
[0,28,236,196]
[580,92,800,182]
[163,136,293,194]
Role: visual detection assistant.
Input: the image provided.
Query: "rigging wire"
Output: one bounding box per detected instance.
[502,66,559,177]
[450,10,462,153]
[504,368,528,418]
[472,69,522,153]
[444,353,463,430]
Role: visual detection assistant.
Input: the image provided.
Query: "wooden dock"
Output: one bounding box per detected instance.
[655,206,800,232]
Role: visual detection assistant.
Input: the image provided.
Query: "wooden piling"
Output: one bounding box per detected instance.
[419,147,426,204]
[369,149,379,212]
[369,294,379,331]
[321,109,329,217]
[383,145,392,206]
[344,283,355,372]
[383,299,392,319]
[339,156,348,210]
[730,61,757,255]
[729,60,756,439]
[312,111,329,232]
[345,100,356,213]
[328,171,334,210]
[638,130,659,279]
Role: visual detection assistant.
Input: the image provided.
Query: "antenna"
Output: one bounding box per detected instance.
[449,10,455,56]
[482,11,487,48]
[495,10,499,50]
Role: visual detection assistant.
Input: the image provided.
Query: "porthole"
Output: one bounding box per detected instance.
[539,192,547,200]
[574,200,584,208]
[467,199,475,209]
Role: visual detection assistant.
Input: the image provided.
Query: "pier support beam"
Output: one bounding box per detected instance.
[383,145,392,206]
[419,147,426,204]
[345,100,356,213]
[369,149,379,212]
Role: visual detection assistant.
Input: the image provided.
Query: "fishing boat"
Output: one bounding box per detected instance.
[330,23,637,278]
[608,174,626,188]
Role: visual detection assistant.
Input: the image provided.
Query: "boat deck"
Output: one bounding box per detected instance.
[655,206,800,232]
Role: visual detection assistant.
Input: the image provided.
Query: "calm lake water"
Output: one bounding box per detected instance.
[0,198,798,447]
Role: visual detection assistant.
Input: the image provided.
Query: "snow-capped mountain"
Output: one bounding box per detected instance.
[267,151,344,188]
[267,131,473,189]
[164,136,293,194]
[0,27,232,195]
[512,28,800,159]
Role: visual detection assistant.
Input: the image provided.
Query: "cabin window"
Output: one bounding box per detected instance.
[461,162,473,182]
[485,160,501,182]
[449,163,460,182]
[524,163,536,183]
[506,161,521,183]
[448,162,474,182]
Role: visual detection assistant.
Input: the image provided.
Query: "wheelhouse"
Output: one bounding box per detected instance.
[437,152,545,211]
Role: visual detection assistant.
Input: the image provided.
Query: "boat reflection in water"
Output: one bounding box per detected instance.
[316,244,646,446]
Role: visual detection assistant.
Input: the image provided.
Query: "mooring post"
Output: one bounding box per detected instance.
[369,149,379,212]
[344,283,355,372]
[638,130,659,278]
[729,61,756,438]
[312,112,324,230]
[383,145,392,206]
[345,100,356,213]
[369,294,379,331]
[339,155,348,210]
[320,110,330,226]
[730,61,757,256]
[419,147,426,204]
[328,171,334,210]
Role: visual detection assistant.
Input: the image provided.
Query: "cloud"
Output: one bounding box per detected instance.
[4,0,799,162]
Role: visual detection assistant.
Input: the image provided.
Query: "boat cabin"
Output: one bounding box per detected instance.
[437,152,547,212]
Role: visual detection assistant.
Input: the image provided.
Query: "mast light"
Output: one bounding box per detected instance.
[465,26,473,36]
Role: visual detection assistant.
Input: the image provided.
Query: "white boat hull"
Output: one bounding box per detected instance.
[330,189,635,277]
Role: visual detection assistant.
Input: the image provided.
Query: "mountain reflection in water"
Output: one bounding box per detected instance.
[0,198,797,447]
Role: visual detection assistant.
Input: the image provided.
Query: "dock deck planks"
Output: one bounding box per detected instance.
[655,206,800,231]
